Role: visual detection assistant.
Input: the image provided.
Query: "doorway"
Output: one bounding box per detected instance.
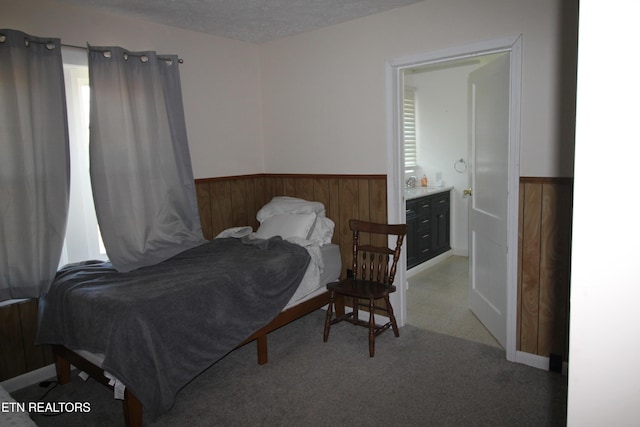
[403,56,501,346]
[385,35,522,361]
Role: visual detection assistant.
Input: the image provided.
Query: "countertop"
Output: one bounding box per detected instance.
[405,186,453,200]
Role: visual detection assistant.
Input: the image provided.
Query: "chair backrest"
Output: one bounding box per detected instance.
[349,219,408,287]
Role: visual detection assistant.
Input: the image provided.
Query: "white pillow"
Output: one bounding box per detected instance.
[256,197,326,223]
[309,217,335,245]
[255,213,317,240]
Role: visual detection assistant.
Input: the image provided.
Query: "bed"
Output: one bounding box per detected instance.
[36,197,342,427]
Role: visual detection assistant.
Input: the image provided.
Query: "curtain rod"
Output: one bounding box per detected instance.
[61,42,184,64]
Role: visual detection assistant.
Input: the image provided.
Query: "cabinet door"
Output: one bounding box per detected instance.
[416,197,432,263]
[405,200,418,268]
[417,227,432,262]
[432,191,450,255]
[407,191,451,267]
[434,205,450,252]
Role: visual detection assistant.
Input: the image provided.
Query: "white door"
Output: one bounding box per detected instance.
[467,53,510,348]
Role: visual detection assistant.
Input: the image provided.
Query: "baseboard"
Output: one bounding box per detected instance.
[452,247,468,257]
[515,351,568,375]
[0,364,57,393]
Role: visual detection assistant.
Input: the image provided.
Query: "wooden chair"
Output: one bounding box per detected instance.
[323,219,407,357]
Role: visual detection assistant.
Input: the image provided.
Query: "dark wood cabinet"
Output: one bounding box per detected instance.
[406,190,450,269]
[405,200,418,269]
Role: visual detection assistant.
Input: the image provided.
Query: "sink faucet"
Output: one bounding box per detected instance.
[405,176,417,188]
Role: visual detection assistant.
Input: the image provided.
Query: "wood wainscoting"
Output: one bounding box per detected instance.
[0,299,53,382]
[0,174,388,383]
[195,174,388,276]
[195,173,574,361]
[0,174,573,383]
[517,177,573,361]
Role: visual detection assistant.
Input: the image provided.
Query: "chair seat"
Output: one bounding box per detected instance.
[327,278,396,299]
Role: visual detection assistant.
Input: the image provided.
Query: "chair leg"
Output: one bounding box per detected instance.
[369,298,376,357]
[385,296,400,337]
[335,294,345,317]
[323,291,334,342]
[353,296,359,323]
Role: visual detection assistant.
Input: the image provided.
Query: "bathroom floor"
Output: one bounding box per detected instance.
[406,255,502,348]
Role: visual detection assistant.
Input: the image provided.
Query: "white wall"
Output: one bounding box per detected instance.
[259,0,576,178]
[1,0,263,179]
[3,0,576,179]
[568,1,640,425]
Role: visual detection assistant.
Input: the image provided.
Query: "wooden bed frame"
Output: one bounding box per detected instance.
[52,291,344,427]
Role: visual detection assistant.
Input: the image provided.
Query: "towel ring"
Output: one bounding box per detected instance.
[454,158,467,173]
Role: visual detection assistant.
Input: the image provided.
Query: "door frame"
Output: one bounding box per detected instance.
[385,34,522,362]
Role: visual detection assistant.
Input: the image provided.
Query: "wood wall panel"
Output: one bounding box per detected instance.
[517,178,573,360]
[197,174,571,361]
[229,179,248,227]
[18,300,50,371]
[369,178,388,247]
[538,183,572,358]
[195,183,213,240]
[369,179,387,224]
[282,176,296,196]
[294,178,315,202]
[209,180,233,238]
[0,299,51,382]
[338,178,360,271]
[520,182,543,354]
[0,303,25,380]
[327,179,341,241]
[254,176,272,211]
[312,178,331,212]
[195,174,388,280]
[1,174,572,383]
[516,185,524,350]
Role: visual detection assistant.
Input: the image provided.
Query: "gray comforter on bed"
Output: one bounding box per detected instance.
[35,236,310,417]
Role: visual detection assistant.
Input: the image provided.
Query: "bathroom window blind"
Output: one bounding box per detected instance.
[403,86,417,170]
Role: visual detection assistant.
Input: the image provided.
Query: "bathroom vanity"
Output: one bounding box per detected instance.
[405,187,451,269]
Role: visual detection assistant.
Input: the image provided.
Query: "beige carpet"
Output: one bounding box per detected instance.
[407,255,502,348]
[12,310,567,426]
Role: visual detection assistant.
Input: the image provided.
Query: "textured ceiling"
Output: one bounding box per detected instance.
[57,0,423,43]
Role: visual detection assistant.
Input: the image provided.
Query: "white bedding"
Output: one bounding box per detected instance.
[285,242,341,308]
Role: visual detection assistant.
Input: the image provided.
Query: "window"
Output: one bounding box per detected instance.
[403,86,417,172]
[59,48,107,266]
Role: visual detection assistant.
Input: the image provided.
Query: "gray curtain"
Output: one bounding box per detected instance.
[0,29,69,301]
[88,46,204,272]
